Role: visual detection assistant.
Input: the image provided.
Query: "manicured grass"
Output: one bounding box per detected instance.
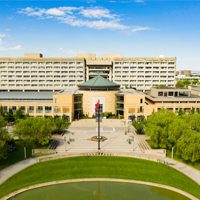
[0,156,200,199]
[32,153,54,157]
[166,149,200,171]
[0,140,52,170]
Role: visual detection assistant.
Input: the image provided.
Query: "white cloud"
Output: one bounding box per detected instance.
[10,45,23,50]
[46,8,66,16]
[131,26,151,32]
[86,0,96,3]
[0,45,23,51]
[135,0,144,2]
[59,17,128,30]
[0,33,6,37]
[79,7,117,19]
[0,38,23,51]
[18,6,155,32]
[5,29,10,31]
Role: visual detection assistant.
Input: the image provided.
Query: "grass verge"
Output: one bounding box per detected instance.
[32,153,54,157]
[0,156,199,199]
[146,140,200,171]
[0,140,52,170]
[166,149,200,171]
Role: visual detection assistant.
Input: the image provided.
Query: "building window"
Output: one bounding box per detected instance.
[158,92,163,96]
[21,106,25,111]
[29,106,34,113]
[12,106,16,111]
[45,106,52,113]
[3,106,7,112]
[140,106,143,113]
[140,99,143,103]
[55,106,58,113]
[164,92,167,97]
[169,92,173,96]
[55,98,58,103]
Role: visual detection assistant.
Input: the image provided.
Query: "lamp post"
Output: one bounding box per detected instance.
[132,136,134,151]
[64,136,66,151]
[24,141,26,159]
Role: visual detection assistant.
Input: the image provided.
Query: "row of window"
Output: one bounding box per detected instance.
[0,62,83,65]
[114,75,174,78]
[114,71,174,74]
[1,75,83,78]
[115,66,174,69]
[0,71,83,74]
[121,84,174,87]
[1,84,78,87]
[0,66,83,69]
[115,62,175,65]
[1,80,82,83]
[3,106,63,113]
[115,80,174,82]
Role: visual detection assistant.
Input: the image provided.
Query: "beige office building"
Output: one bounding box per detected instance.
[0,53,176,92]
[0,76,199,123]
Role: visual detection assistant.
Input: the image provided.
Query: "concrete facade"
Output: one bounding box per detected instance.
[1,81,200,122]
[0,53,176,92]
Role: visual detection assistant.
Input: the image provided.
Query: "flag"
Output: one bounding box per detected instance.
[93,101,99,115]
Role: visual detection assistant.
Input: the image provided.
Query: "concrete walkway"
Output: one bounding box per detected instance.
[0,157,37,185]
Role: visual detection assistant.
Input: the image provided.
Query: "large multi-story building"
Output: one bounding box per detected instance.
[0,53,176,92]
[176,70,191,76]
[0,76,199,123]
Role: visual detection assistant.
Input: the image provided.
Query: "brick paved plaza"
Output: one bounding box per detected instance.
[56,119,149,154]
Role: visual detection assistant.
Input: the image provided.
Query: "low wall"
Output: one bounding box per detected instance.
[144,149,166,158]
[32,149,55,155]
[2,178,198,200]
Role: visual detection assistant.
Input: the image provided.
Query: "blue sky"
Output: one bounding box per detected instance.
[0,0,200,70]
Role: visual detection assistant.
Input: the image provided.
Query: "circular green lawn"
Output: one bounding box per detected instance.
[0,156,199,199]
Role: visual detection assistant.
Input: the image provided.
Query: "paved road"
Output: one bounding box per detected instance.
[0,158,37,185]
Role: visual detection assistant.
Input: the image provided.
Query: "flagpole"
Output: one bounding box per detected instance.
[98,99,100,150]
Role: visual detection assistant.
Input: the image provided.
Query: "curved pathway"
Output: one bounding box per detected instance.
[2,178,199,200]
[0,158,37,185]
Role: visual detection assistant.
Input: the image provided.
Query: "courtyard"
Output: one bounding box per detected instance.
[55,119,149,154]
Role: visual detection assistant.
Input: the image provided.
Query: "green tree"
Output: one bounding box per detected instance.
[184,114,200,132]
[0,105,4,117]
[6,108,14,122]
[189,106,195,114]
[53,117,71,134]
[192,78,199,85]
[13,117,53,147]
[146,109,176,149]
[178,108,185,117]
[140,115,147,125]
[175,80,184,88]
[53,115,60,121]
[0,115,11,159]
[62,114,68,122]
[157,85,166,87]
[130,114,136,122]
[177,130,200,163]
[103,112,112,118]
[15,108,24,121]
[25,113,30,118]
[132,121,144,134]
[182,79,191,87]
[168,118,189,148]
